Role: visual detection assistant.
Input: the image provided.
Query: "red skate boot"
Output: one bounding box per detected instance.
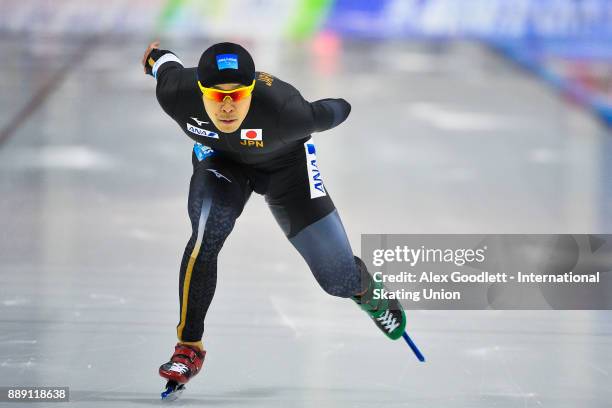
[159,343,206,400]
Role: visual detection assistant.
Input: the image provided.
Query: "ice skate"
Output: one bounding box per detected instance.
[159,343,205,401]
[352,256,406,340]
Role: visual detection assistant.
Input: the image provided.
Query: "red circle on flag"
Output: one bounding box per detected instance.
[246,130,257,139]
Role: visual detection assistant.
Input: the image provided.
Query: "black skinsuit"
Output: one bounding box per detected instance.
[149,50,363,342]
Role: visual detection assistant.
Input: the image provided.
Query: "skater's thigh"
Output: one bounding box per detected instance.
[281,207,360,297]
[265,138,335,238]
[187,152,252,229]
[265,139,359,296]
[264,137,350,260]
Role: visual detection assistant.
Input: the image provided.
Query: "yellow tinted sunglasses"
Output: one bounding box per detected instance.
[198,80,255,102]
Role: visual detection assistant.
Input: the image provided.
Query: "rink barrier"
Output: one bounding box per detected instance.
[490,41,612,127]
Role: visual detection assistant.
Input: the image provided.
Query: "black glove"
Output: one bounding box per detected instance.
[144,49,176,77]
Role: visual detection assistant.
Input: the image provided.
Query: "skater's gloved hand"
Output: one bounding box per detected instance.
[311,98,352,132]
[142,40,160,75]
[142,41,182,78]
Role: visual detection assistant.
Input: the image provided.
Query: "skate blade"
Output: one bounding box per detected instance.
[402,331,425,362]
[161,380,185,401]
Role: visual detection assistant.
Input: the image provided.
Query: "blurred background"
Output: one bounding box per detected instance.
[1,1,611,407]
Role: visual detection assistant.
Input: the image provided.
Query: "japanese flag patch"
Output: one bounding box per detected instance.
[240,129,262,141]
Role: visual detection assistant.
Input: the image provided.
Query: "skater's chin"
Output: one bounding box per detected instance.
[214,118,241,132]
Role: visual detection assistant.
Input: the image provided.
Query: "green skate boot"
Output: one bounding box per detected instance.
[352,256,406,340]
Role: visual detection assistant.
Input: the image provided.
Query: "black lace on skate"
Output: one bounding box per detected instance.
[376,310,401,333]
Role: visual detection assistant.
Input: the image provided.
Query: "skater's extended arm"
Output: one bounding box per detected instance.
[311,98,352,132]
[142,41,184,117]
[279,93,351,139]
